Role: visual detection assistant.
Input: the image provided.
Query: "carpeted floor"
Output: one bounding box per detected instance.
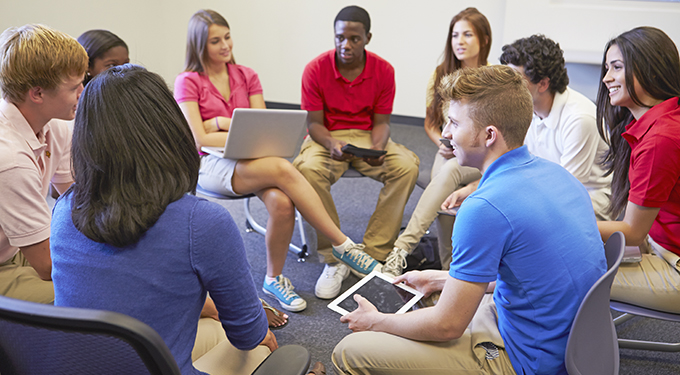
[201,122,680,375]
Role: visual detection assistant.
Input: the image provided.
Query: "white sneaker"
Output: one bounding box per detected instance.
[382,247,409,278]
[315,263,350,299]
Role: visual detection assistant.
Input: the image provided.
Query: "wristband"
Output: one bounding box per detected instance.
[215,118,221,131]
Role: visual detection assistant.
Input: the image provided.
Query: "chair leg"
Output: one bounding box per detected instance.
[614,313,680,351]
[613,313,636,326]
[618,339,680,352]
[294,210,308,262]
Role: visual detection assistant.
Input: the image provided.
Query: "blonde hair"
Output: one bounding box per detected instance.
[438,65,533,148]
[0,24,88,103]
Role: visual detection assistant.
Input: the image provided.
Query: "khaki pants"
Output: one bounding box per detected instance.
[611,237,680,314]
[293,130,419,262]
[332,294,516,375]
[393,153,481,269]
[0,251,54,304]
[192,318,271,375]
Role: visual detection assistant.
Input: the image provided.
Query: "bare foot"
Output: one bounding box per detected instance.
[261,299,288,328]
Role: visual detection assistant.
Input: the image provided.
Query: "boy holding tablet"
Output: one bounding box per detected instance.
[333,66,606,375]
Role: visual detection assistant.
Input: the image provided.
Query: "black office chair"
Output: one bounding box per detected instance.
[564,231,625,375]
[0,295,311,375]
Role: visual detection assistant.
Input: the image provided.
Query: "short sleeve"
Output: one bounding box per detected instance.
[628,134,680,207]
[174,72,200,104]
[373,63,395,115]
[448,196,511,283]
[242,67,263,97]
[301,60,324,112]
[188,200,268,350]
[557,113,600,184]
[50,121,73,185]
[0,165,51,248]
[425,70,436,108]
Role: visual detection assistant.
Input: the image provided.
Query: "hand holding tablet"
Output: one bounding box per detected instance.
[328,271,423,316]
[340,144,387,159]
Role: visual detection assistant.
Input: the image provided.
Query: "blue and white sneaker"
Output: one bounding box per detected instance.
[263,275,307,312]
[332,243,382,278]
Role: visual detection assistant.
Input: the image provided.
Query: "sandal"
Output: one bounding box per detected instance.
[261,298,288,329]
[307,361,326,375]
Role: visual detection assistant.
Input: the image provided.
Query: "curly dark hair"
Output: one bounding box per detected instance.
[500,34,568,94]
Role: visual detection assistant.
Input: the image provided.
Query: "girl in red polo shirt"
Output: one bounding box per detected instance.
[174,9,364,317]
[596,26,680,314]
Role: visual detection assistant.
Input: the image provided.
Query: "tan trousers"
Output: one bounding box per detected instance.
[332,294,515,374]
[0,251,54,304]
[611,237,680,314]
[192,318,271,375]
[293,130,419,262]
[393,153,481,269]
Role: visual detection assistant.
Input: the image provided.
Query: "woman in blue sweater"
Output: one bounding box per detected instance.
[51,64,275,375]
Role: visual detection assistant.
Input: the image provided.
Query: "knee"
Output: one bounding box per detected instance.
[264,190,295,220]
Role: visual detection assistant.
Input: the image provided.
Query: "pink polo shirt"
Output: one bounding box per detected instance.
[0,99,73,263]
[623,97,680,255]
[301,49,395,131]
[174,63,263,121]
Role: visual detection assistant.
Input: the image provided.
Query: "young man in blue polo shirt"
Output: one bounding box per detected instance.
[333,65,606,375]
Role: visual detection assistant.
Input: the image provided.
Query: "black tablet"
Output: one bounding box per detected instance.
[328,271,423,315]
[341,144,387,158]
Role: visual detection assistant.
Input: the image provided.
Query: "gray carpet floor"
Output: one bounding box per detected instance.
[201,122,680,375]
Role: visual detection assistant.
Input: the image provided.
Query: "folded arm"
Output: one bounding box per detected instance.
[598,201,659,246]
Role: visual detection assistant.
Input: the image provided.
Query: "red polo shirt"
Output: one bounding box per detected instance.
[623,97,680,255]
[301,49,395,131]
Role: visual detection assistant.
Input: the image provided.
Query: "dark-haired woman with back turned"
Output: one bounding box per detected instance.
[77,29,129,85]
[596,27,680,314]
[50,65,276,375]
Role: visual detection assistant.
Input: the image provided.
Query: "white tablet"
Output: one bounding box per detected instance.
[328,271,423,315]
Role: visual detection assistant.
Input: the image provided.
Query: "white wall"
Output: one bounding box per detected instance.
[1,0,678,117]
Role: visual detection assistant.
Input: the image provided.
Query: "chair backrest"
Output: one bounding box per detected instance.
[0,295,181,375]
[564,231,625,375]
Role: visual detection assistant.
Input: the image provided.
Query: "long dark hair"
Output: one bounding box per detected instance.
[426,7,491,133]
[596,27,680,218]
[184,9,233,72]
[70,64,200,247]
[77,30,128,85]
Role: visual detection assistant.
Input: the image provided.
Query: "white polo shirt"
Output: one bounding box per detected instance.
[525,87,611,193]
[0,99,73,263]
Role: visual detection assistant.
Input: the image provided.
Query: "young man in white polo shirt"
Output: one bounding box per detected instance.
[0,24,87,303]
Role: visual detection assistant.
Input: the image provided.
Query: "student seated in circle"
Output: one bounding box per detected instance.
[174,9,371,312]
[596,27,680,315]
[77,29,130,85]
[51,64,277,375]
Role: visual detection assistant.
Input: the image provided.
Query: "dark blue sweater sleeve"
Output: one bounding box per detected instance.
[189,199,268,350]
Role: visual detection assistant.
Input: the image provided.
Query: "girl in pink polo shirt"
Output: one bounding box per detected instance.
[175,9,364,317]
[596,27,680,314]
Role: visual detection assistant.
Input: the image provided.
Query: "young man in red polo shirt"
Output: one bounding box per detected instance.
[293,6,419,299]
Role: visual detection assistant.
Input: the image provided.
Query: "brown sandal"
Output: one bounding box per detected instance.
[261,298,288,329]
[307,361,326,375]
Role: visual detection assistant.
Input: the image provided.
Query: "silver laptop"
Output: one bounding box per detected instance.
[201,108,308,159]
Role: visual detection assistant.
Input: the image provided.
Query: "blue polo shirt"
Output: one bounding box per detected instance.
[450,146,606,375]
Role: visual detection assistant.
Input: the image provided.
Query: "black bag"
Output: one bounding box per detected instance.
[404,235,441,272]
